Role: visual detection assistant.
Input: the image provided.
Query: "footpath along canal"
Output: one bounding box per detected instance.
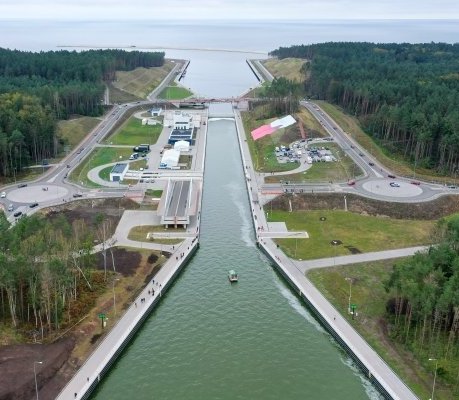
[91,119,382,399]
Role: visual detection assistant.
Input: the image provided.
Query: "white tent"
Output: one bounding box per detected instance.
[174,140,190,152]
[160,149,180,169]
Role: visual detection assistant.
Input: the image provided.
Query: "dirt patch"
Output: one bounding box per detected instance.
[95,248,141,277]
[269,192,459,220]
[45,197,140,237]
[0,337,75,400]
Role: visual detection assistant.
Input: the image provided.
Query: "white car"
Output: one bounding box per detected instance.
[390,182,400,188]
[0,191,5,198]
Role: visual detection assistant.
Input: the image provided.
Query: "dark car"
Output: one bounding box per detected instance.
[13,211,23,218]
[347,180,356,186]
[29,202,39,208]
[369,162,375,166]
[359,153,364,157]
[18,183,28,188]
[73,193,83,198]
[388,174,396,179]
[411,181,421,186]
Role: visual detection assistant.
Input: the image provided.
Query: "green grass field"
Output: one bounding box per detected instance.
[128,226,184,244]
[112,62,175,99]
[69,147,133,187]
[57,116,102,150]
[269,210,435,260]
[265,143,362,183]
[104,116,162,145]
[316,101,458,185]
[262,57,306,82]
[242,105,333,174]
[158,86,193,100]
[308,261,456,400]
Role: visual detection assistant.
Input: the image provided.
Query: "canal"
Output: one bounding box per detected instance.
[92,119,382,399]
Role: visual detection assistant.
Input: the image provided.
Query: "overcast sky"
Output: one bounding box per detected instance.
[1,0,458,20]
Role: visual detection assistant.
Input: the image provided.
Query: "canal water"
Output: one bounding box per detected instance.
[92,119,381,399]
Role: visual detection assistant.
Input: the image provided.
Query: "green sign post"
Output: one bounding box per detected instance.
[98,313,106,329]
[350,304,357,320]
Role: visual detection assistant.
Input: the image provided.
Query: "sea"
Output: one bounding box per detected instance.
[1,19,459,97]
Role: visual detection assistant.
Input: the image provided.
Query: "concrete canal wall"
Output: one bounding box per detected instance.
[56,239,200,400]
[233,107,418,400]
[246,59,262,82]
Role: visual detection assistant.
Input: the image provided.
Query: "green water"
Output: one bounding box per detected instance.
[92,120,382,399]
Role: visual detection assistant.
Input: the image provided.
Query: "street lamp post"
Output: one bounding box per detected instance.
[112,278,120,316]
[34,361,43,400]
[345,277,353,314]
[429,358,438,400]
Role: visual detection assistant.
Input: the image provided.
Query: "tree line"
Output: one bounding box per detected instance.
[0,213,115,341]
[270,42,459,175]
[386,215,459,384]
[0,48,164,177]
[256,77,302,116]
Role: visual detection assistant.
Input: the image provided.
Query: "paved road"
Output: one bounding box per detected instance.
[234,108,419,400]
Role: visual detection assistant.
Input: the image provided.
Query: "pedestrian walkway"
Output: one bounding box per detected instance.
[234,108,419,400]
[56,237,198,400]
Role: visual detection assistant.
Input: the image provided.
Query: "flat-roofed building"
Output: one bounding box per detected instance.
[160,149,181,169]
[109,163,128,182]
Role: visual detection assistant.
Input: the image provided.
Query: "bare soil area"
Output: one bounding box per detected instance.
[269,192,459,220]
[0,199,164,400]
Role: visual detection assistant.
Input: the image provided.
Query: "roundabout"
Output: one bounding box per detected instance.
[7,184,69,203]
[361,179,423,198]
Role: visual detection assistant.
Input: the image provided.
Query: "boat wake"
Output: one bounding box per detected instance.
[274,278,326,334]
[227,180,255,248]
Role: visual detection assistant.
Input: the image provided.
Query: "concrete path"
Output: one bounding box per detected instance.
[56,237,197,400]
[234,108,419,400]
[293,246,428,273]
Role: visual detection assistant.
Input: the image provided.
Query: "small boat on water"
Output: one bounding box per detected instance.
[228,270,238,282]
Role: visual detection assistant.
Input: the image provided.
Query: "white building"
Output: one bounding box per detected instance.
[150,107,162,116]
[173,111,193,130]
[160,149,181,169]
[109,163,128,182]
[174,140,190,152]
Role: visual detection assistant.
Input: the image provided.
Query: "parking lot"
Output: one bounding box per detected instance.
[274,138,337,165]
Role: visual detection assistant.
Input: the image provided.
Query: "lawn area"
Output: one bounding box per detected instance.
[69,147,133,187]
[307,260,456,400]
[262,57,307,82]
[145,189,163,198]
[242,112,300,173]
[270,210,435,260]
[158,86,193,100]
[265,142,362,183]
[57,116,102,150]
[104,116,162,145]
[128,226,184,244]
[316,101,458,184]
[112,61,175,99]
[242,105,331,173]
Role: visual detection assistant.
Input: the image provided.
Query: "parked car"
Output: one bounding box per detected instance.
[8,204,14,212]
[388,174,396,179]
[73,193,83,198]
[0,191,5,198]
[29,202,39,208]
[390,182,400,187]
[13,211,22,218]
